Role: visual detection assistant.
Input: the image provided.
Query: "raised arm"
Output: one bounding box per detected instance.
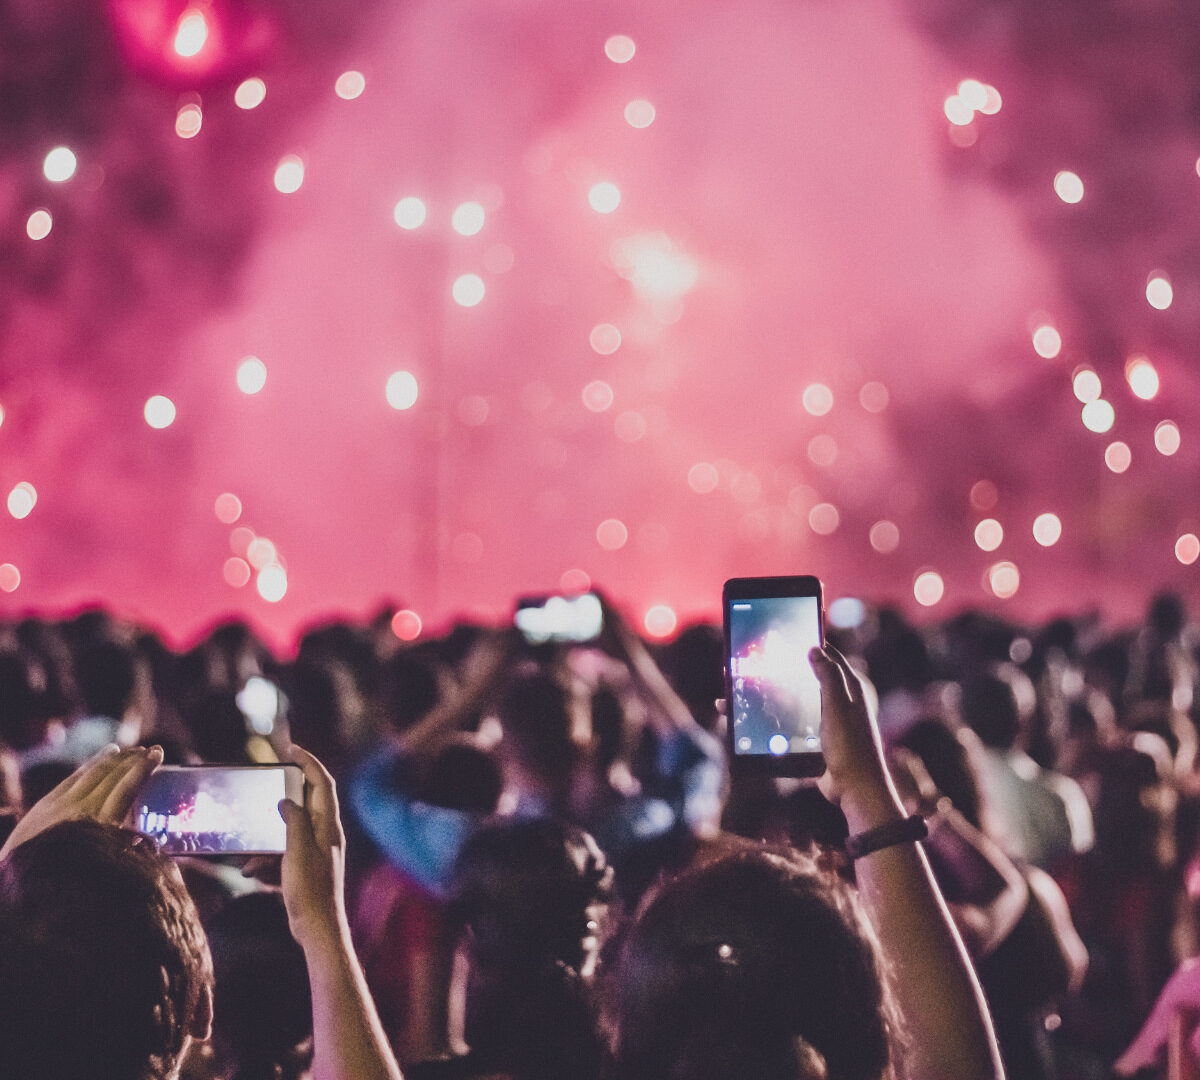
[279,745,403,1080]
[810,646,1005,1080]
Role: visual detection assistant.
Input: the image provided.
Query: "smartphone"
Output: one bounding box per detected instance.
[723,575,825,777]
[514,592,604,645]
[134,764,303,856]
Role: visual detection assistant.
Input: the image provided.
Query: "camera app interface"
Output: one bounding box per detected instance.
[729,595,822,757]
[136,768,288,855]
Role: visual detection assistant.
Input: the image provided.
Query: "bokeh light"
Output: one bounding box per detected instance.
[582,380,614,412]
[452,274,486,307]
[687,463,719,494]
[335,71,366,100]
[256,564,288,602]
[7,482,37,520]
[625,100,656,128]
[391,609,423,641]
[1125,356,1159,400]
[1032,512,1062,547]
[801,383,834,416]
[451,201,486,236]
[614,411,646,442]
[393,197,427,229]
[987,561,1020,599]
[235,78,266,109]
[943,95,973,126]
[589,323,622,354]
[1105,441,1132,473]
[223,557,251,587]
[1053,170,1084,204]
[958,79,989,110]
[229,527,255,558]
[869,520,900,554]
[1072,368,1101,403]
[588,181,622,214]
[274,155,305,194]
[974,518,1004,552]
[386,371,419,410]
[173,8,208,57]
[0,564,20,593]
[144,396,177,429]
[979,84,1003,114]
[1155,420,1181,456]
[808,503,840,535]
[246,538,278,569]
[1081,399,1115,433]
[859,381,889,412]
[26,210,52,241]
[644,605,678,638]
[43,146,77,183]
[236,356,267,395]
[970,479,999,512]
[214,493,242,524]
[610,233,698,300]
[1032,324,1062,359]
[1146,274,1174,310]
[596,518,629,550]
[604,35,636,63]
[807,434,838,467]
[175,103,202,139]
[560,568,591,593]
[913,570,945,607]
[1177,534,1200,566]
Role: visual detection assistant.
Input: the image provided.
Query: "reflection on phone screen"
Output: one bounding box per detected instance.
[729,595,822,756]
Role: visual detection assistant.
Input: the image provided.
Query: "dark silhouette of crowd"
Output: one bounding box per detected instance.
[2,588,1199,1080]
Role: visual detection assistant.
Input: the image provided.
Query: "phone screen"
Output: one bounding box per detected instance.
[725,581,824,773]
[135,765,298,855]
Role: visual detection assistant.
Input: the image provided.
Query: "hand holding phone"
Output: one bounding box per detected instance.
[723,576,825,778]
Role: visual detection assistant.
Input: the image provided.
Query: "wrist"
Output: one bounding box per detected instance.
[839,782,907,835]
[294,907,353,960]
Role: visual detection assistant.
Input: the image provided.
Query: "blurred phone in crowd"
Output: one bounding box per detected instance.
[514,592,604,645]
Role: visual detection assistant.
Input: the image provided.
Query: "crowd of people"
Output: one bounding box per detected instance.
[1,588,1198,1080]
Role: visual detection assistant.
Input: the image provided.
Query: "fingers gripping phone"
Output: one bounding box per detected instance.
[723,575,826,778]
[134,764,303,856]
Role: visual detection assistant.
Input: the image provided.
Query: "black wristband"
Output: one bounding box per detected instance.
[844,814,928,860]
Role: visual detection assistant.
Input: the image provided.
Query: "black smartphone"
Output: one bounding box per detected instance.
[134,763,303,856]
[723,575,825,778]
[514,592,604,645]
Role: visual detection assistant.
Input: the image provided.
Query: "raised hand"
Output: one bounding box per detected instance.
[0,744,163,860]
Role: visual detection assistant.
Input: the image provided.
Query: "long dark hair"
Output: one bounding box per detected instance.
[610,842,895,1080]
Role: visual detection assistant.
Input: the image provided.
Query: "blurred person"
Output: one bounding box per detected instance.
[0,645,53,754]
[195,892,313,1080]
[893,719,1088,1080]
[0,743,404,1080]
[960,666,1093,872]
[407,818,614,1080]
[607,645,1004,1080]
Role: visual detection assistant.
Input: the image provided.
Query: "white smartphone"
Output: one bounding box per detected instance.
[134,763,303,856]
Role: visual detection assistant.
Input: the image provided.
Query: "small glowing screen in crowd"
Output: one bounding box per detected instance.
[728,595,822,757]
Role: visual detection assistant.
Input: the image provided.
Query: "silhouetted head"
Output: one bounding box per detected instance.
[0,821,213,1080]
[959,671,1021,750]
[611,843,893,1080]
